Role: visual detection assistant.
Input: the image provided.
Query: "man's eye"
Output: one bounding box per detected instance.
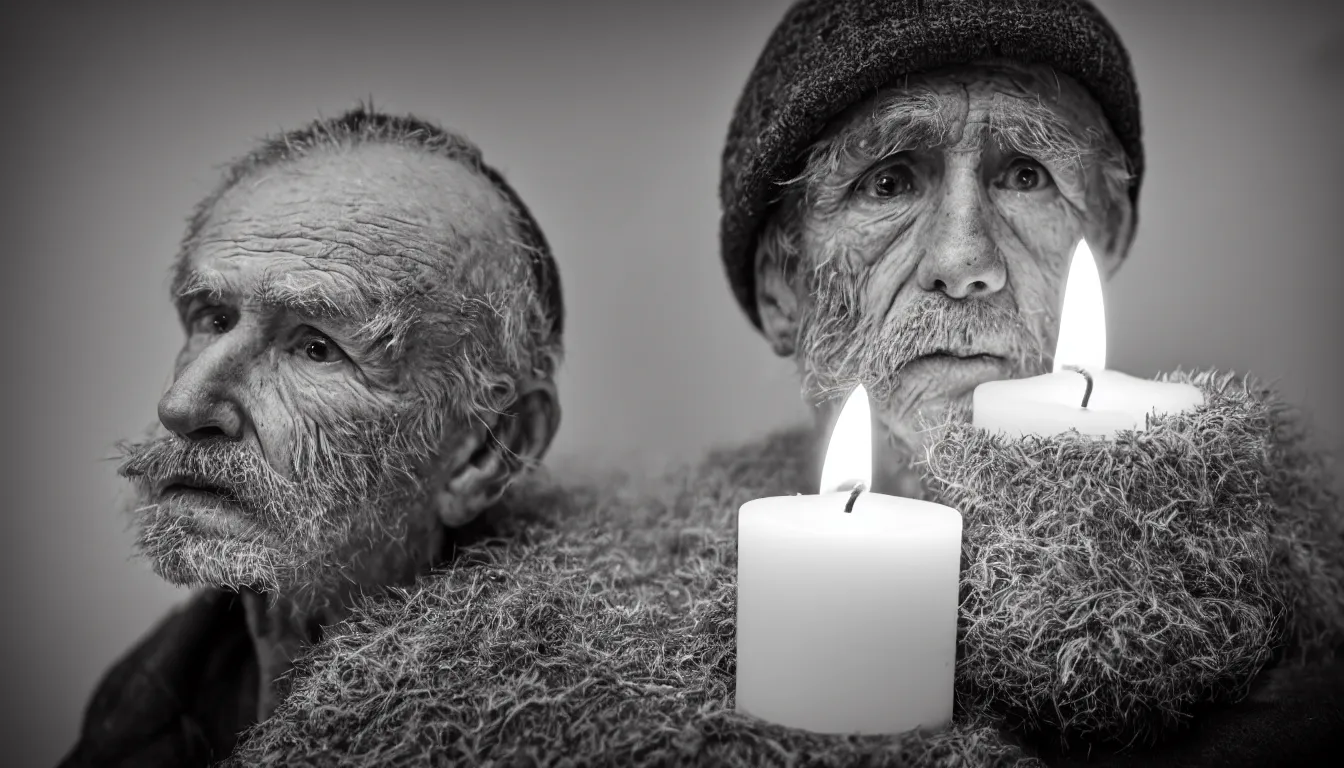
[1001,159,1054,192]
[300,334,346,364]
[189,308,234,335]
[858,163,917,199]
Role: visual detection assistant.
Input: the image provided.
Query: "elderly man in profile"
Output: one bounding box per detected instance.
[58,106,564,768]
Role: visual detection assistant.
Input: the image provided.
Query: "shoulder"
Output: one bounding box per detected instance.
[223,424,821,765]
[1043,659,1344,767]
[663,422,822,511]
[467,423,820,542]
[58,588,257,768]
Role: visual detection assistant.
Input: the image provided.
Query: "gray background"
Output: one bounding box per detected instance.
[3,1,1341,765]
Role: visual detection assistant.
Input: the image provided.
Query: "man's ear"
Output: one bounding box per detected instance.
[755,237,802,358]
[1093,174,1136,281]
[1098,211,1132,281]
[434,379,560,528]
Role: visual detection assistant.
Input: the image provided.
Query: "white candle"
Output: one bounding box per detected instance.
[973,240,1204,438]
[734,384,964,735]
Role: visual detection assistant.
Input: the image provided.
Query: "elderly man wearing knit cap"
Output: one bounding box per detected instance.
[720,0,1141,493]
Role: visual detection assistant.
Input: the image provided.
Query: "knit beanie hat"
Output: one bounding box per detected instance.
[719,0,1143,331]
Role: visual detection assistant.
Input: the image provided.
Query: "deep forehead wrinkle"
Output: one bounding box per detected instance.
[169,143,523,350]
[174,265,402,318]
[252,144,510,240]
[184,142,517,284]
[820,87,1096,172]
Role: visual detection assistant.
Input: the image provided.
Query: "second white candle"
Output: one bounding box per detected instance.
[735,384,963,735]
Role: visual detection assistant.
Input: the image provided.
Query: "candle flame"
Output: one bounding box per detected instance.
[1053,239,1106,373]
[819,384,872,494]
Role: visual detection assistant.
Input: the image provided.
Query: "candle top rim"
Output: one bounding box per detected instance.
[739,492,962,517]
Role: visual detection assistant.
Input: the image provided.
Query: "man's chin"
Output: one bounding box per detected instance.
[921,393,974,422]
[131,505,297,592]
[886,356,1017,420]
[142,536,293,593]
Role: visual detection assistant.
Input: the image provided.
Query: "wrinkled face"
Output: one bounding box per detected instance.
[117,143,522,595]
[759,63,1133,448]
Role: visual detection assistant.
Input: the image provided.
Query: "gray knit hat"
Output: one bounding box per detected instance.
[719,0,1143,331]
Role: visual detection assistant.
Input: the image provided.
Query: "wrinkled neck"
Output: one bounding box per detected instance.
[241,587,323,723]
[241,518,449,722]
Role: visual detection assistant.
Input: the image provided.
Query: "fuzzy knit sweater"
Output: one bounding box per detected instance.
[215,372,1344,767]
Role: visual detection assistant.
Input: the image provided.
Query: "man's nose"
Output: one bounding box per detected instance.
[157,343,246,441]
[916,171,1007,299]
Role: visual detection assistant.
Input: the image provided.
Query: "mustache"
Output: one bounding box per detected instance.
[117,436,300,525]
[881,293,1045,371]
[115,410,439,594]
[799,287,1048,403]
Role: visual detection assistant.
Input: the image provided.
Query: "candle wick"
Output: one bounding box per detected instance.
[844,484,865,513]
[1063,365,1094,408]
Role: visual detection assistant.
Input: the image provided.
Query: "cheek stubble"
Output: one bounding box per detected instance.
[119,405,432,594]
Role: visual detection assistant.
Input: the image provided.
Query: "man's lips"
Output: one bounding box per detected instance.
[899,351,1012,396]
[156,476,240,504]
[912,350,1006,364]
[153,477,252,535]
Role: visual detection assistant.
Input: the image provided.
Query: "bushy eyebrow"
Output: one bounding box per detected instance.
[788,89,953,199]
[985,95,1101,169]
[173,267,419,355]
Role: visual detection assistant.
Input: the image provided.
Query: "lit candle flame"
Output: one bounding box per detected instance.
[1053,239,1106,373]
[819,384,872,494]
